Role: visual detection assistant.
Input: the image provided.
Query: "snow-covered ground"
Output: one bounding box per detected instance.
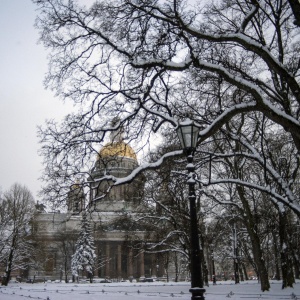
[1,280,300,300]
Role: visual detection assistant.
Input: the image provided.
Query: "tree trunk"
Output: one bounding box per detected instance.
[236,185,270,291]
[64,258,68,283]
[242,263,248,281]
[250,234,270,291]
[174,254,179,282]
[272,229,281,280]
[2,234,17,286]
[293,254,300,279]
[200,233,209,287]
[278,211,295,289]
[238,263,244,281]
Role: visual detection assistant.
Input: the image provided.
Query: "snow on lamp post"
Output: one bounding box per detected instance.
[176,119,206,300]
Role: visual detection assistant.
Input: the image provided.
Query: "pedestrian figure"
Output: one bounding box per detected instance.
[213,275,216,285]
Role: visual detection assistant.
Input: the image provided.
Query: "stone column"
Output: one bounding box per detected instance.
[151,254,156,277]
[128,248,133,278]
[117,244,122,278]
[139,251,145,278]
[105,243,110,277]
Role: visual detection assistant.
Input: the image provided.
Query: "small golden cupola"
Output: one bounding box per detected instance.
[98,117,137,161]
[98,142,137,161]
[88,117,142,209]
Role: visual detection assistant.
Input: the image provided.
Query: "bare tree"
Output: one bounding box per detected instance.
[55,230,77,283]
[0,183,35,286]
[196,112,300,290]
[287,0,300,26]
[34,0,299,206]
[33,0,300,291]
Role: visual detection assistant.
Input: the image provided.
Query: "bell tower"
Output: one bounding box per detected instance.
[67,181,85,214]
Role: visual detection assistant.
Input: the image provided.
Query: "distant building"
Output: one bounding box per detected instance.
[28,140,166,282]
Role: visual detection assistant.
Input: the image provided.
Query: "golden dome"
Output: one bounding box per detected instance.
[98,142,137,160]
[70,179,81,190]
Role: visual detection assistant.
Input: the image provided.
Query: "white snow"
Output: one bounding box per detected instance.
[1,280,300,300]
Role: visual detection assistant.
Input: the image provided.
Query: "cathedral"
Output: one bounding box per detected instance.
[29,139,167,282]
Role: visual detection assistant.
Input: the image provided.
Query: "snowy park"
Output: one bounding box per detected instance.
[1,280,300,300]
[1,2,300,299]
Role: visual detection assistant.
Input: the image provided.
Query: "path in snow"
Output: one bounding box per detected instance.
[1,280,300,300]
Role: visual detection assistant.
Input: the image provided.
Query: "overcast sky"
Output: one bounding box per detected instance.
[0,0,165,201]
[0,1,70,199]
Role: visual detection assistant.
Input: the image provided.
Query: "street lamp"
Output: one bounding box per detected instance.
[209,245,216,282]
[232,223,240,284]
[176,119,206,300]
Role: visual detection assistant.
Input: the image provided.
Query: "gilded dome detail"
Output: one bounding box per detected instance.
[98,142,137,160]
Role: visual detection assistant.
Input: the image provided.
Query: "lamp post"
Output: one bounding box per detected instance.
[176,119,206,300]
[232,223,240,284]
[209,245,216,282]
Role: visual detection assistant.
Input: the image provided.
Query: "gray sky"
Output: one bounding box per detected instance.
[0,1,69,199]
[0,0,163,200]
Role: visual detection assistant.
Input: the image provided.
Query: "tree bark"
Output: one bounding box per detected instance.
[242,263,248,281]
[236,185,270,291]
[271,228,281,280]
[249,232,270,291]
[293,254,300,280]
[2,234,17,286]
[278,211,295,288]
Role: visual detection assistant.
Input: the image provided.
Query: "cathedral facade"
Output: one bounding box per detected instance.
[29,141,166,282]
